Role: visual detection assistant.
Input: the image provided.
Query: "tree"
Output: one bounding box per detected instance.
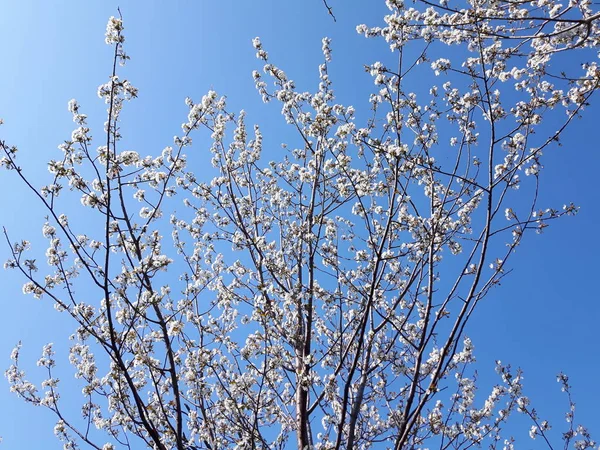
[1,0,599,448]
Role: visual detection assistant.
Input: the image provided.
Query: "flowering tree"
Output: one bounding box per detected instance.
[1,1,599,448]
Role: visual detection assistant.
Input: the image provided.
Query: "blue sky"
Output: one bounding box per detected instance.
[0,1,599,448]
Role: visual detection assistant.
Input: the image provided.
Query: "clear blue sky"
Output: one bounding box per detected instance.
[0,1,599,448]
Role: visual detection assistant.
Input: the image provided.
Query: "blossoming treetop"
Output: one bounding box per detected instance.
[2,0,599,448]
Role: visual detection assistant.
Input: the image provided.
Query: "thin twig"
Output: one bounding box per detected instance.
[322,0,337,22]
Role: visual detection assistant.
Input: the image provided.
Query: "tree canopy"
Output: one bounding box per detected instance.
[1,0,599,449]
